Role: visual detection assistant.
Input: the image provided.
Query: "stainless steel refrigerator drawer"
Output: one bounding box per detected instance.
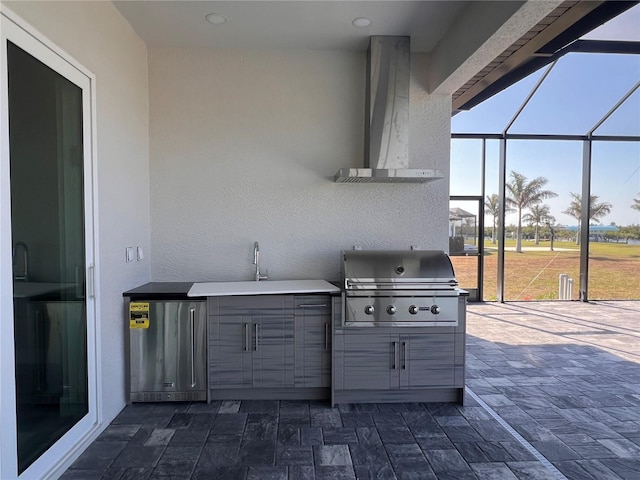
[129,300,207,402]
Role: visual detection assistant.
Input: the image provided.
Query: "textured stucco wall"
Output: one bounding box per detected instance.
[3,0,150,424]
[150,48,450,282]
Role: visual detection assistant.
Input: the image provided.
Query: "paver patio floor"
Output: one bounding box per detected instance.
[61,301,640,479]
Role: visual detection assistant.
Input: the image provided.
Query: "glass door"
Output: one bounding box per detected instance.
[449,197,484,301]
[1,12,96,478]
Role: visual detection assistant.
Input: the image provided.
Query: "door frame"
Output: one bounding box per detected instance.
[0,6,102,479]
[449,196,484,302]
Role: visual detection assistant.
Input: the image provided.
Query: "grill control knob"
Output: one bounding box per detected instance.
[408,305,419,315]
[430,305,441,315]
[364,305,375,315]
[387,305,397,315]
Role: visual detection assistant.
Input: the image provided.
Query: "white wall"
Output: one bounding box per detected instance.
[150,48,451,282]
[3,0,150,422]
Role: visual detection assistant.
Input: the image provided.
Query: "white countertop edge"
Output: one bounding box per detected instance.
[188,279,341,297]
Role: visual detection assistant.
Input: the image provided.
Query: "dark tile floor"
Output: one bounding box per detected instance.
[61,301,640,480]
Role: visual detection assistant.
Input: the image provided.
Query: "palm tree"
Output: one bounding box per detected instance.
[632,194,640,212]
[563,193,613,244]
[484,194,499,244]
[485,194,515,245]
[544,215,557,251]
[523,204,552,245]
[506,171,557,253]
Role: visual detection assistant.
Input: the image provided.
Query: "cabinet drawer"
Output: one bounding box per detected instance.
[209,295,294,316]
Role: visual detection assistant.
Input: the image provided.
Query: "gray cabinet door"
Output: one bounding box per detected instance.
[341,333,397,390]
[339,331,456,391]
[252,313,294,388]
[401,334,455,389]
[210,314,253,388]
[209,296,294,389]
[294,296,331,388]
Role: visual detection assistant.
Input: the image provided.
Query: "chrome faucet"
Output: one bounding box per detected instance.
[13,241,29,282]
[253,241,268,281]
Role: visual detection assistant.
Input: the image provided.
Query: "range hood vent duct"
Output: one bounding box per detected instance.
[334,36,443,184]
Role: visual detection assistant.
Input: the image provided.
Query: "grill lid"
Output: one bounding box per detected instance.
[341,250,457,290]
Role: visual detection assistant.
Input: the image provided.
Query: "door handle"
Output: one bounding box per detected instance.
[324,322,330,351]
[244,323,250,351]
[254,323,259,351]
[392,341,398,370]
[87,264,95,298]
[190,308,196,387]
[401,341,407,370]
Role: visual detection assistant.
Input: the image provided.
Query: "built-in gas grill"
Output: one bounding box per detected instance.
[341,250,460,327]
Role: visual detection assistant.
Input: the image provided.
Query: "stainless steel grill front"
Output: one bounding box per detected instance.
[341,250,460,327]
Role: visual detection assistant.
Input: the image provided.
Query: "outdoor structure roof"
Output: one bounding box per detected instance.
[452,0,639,113]
[449,207,476,220]
[451,18,640,140]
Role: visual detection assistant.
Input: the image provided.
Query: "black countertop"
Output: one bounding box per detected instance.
[123,282,201,300]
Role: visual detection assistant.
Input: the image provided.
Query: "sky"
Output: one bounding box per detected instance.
[450,4,640,228]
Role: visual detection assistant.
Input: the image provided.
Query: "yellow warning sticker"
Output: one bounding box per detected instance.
[130,318,149,329]
[130,302,149,312]
[130,302,150,329]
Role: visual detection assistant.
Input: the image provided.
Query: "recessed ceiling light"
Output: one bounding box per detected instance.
[352,17,372,28]
[205,13,227,25]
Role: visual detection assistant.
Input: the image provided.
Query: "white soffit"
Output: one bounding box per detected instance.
[113,1,470,52]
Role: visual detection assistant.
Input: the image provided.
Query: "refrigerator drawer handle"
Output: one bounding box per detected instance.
[190,308,196,388]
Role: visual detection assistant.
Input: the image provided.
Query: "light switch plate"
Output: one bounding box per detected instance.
[137,246,144,261]
[126,247,134,263]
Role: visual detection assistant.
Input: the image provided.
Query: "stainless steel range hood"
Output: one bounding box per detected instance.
[334,36,443,184]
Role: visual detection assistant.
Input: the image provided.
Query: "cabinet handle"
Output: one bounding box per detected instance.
[401,341,407,370]
[297,304,328,308]
[324,322,330,351]
[244,323,250,351]
[254,323,259,351]
[392,341,398,370]
[190,308,196,387]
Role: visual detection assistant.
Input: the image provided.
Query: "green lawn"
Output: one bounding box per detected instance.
[451,239,640,301]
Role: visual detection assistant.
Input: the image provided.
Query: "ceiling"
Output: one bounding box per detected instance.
[113,1,637,112]
[113,1,470,52]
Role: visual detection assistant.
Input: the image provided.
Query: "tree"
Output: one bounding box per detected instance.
[505,171,557,253]
[563,193,613,244]
[484,194,499,244]
[544,215,558,251]
[632,194,640,212]
[484,194,515,245]
[523,204,553,245]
